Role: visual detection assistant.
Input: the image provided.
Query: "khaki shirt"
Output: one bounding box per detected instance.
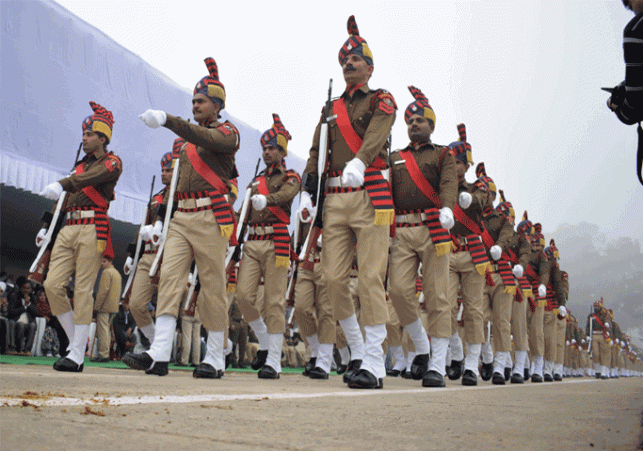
[548,261,565,306]
[526,250,552,286]
[389,141,457,211]
[164,114,239,195]
[247,163,300,225]
[58,148,122,208]
[95,265,122,314]
[505,231,531,269]
[450,180,487,238]
[304,83,396,174]
[482,211,515,258]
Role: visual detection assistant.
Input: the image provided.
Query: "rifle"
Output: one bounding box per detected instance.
[587,305,594,355]
[121,175,156,304]
[29,142,82,285]
[284,215,305,326]
[225,158,262,273]
[299,79,334,271]
[184,264,199,315]
[149,156,181,278]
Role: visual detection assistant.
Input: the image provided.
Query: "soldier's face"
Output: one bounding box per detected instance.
[262,145,285,166]
[455,160,469,181]
[161,167,173,186]
[192,94,219,123]
[342,54,373,85]
[82,130,105,154]
[407,115,434,142]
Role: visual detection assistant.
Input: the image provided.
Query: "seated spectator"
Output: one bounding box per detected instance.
[8,277,38,355]
[113,303,137,359]
[1,281,8,354]
[228,299,248,368]
[36,289,68,357]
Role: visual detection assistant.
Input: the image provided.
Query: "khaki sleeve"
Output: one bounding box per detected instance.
[438,150,457,211]
[354,99,396,168]
[539,256,552,287]
[94,271,111,312]
[495,218,515,252]
[164,115,238,155]
[59,156,122,193]
[266,174,301,206]
[517,235,531,268]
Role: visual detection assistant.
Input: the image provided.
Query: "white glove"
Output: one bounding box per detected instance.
[139,109,167,129]
[139,224,154,242]
[40,182,63,200]
[341,158,366,188]
[605,322,610,329]
[251,194,267,211]
[582,339,587,344]
[438,207,454,230]
[558,305,567,318]
[538,284,547,298]
[317,234,323,249]
[297,192,315,223]
[459,192,472,209]
[124,256,135,275]
[188,272,197,286]
[615,338,620,345]
[151,220,163,245]
[571,339,576,345]
[490,245,502,261]
[512,264,524,278]
[35,228,47,248]
[566,340,570,347]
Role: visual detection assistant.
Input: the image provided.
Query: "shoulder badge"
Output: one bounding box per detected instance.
[104,153,122,172]
[217,121,240,138]
[373,89,397,115]
[286,170,302,186]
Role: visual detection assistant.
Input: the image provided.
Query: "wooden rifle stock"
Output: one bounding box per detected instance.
[150,157,181,278]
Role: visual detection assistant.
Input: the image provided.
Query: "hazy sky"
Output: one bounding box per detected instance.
[53,0,642,248]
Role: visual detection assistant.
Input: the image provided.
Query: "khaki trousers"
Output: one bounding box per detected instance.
[384,299,403,349]
[96,312,116,359]
[389,225,451,337]
[156,210,228,332]
[180,313,202,365]
[448,251,485,344]
[293,262,335,344]
[591,334,611,366]
[611,345,620,369]
[482,272,513,352]
[334,276,362,349]
[555,316,566,366]
[527,303,545,357]
[236,240,288,334]
[511,293,528,351]
[322,191,389,326]
[128,253,156,328]
[45,224,102,324]
[543,310,558,362]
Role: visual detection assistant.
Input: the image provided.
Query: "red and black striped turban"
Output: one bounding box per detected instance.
[338,15,374,67]
[474,162,497,199]
[82,101,114,144]
[517,211,534,237]
[404,85,436,125]
[447,123,473,165]
[160,152,173,169]
[193,57,226,108]
[172,137,185,159]
[532,222,545,246]
[544,238,560,260]
[260,114,292,155]
[495,189,515,223]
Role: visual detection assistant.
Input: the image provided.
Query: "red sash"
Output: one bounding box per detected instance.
[256,176,291,267]
[185,143,235,240]
[591,314,610,342]
[75,161,112,258]
[333,99,386,169]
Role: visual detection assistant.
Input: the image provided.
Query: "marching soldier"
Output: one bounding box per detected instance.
[39,101,122,372]
[299,15,397,389]
[446,124,490,386]
[554,268,570,380]
[123,143,181,347]
[524,220,551,382]
[124,57,239,378]
[542,239,566,381]
[91,256,122,362]
[388,86,457,387]
[586,299,612,379]
[235,114,300,379]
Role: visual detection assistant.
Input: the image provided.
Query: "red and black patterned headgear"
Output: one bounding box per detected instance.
[495,189,515,224]
[474,162,497,200]
[532,222,545,247]
[160,152,173,169]
[447,123,473,165]
[517,211,534,236]
[404,86,436,125]
[544,238,560,260]
[193,57,226,109]
[338,15,374,67]
[260,114,292,155]
[82,101,114,145]
[172,137,185,159]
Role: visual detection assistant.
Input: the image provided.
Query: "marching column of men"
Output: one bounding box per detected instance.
[28,14,643,382]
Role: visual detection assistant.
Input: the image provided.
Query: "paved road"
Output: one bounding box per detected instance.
[1,364,641,451]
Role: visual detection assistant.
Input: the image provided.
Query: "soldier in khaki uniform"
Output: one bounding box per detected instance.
[388,86,457,387]
[124,57,239,378]
[123,145,179,346]
[524,222,551,382]
[446,125,490,386]
[586,299,612,379]
[235,114,300,379]
[299,16,396,389]
[39,101,122,372]
[476,170,519,385]
[91,257,122,362]
[553,268,570,380]
[542,240,566,381]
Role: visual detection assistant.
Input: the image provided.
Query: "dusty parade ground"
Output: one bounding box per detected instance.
[1,358,642,451]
